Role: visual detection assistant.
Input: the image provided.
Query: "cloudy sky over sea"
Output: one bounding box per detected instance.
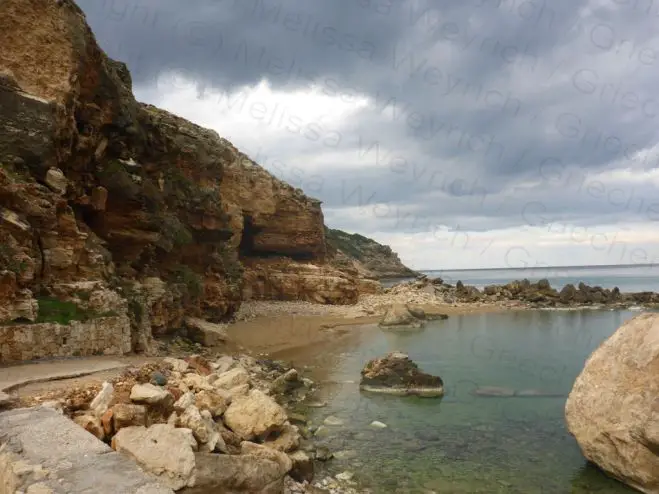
[78,0,659,270]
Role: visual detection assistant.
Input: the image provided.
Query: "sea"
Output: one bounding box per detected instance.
[277,264,658,493]
[384,263,659,293]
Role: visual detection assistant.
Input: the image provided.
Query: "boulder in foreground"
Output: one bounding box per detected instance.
[565,313,659,494]
[111,424,197,490]
[360,352,444,397]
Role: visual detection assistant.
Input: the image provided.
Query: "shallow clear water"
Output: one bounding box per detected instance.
[280,309,648,493]
[383,264,659,293]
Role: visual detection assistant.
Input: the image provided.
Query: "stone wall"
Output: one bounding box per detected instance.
[0,315,131,362]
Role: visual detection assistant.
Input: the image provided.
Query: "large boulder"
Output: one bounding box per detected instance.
[379,304,424,328]
[565,313,659,494]
[190,452,289,493]
[224,389,287,440]
[184,317,229,347]
[111,424,197,490]
[360,351,444,397]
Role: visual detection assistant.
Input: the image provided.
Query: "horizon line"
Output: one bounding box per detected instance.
[416,262,658,272]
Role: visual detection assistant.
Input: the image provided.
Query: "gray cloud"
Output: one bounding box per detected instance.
[78,0,659,241]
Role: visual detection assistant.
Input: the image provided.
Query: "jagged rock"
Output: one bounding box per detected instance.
[240,441,293,473]
[195,389,230,418]
[163,357,189,373]
[185,317,229,347]
[91,186,108,211]
[0,271,38,322]
[559,283,577,303]
[228,383,250,399]
[565,313,659,494]
[288,450,314,483]
[224,389,287,440]
[263,423,301,452]
[379,304,424,328]
[130,384,174,408]
[360,352,444,397]
[73,414,105,441]
[192,452,289,493]
[111,403,147,432]
[214,367,251,390]
[270,369,303,395]
[185,355,213,376]
[174,392,196,413]
[182,373,215,392]
[101,409,114,437]
[179,405,224,453]
[89,382,114,417]
[44,167,67,194]
[213,355,235,374]
[112,424,197,490]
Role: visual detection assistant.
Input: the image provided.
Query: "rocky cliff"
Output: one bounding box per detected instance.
[0,0,362,361]
[325,227,418,279]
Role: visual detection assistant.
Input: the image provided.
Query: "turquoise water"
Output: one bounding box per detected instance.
[383,264,659,293]
[281,309,648,493]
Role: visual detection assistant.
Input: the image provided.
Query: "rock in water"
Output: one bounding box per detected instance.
[379,304,425,328]
[565,313,659,494]
[472,386,515,397]
[360,352,444,397]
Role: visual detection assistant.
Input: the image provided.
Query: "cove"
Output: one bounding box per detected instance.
[277,309,645,493]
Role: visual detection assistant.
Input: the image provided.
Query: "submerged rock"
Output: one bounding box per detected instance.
[472,386,515,397]
[359,352,444,397]
[565,313,659,494]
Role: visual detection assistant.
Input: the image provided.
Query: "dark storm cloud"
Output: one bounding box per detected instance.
[77,0,659,235]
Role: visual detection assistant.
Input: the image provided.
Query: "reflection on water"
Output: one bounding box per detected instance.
[277,310,641,493]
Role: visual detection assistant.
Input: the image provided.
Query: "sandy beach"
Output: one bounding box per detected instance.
[227,296,519,357]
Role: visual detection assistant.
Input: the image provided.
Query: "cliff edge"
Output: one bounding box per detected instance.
[325,227,418,279]
[0,0,368,361]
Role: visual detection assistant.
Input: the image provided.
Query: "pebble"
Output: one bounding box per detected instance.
[369,421,387,429]
[150,371,167,386]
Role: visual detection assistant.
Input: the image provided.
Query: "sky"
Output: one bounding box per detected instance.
[76,0,659,270]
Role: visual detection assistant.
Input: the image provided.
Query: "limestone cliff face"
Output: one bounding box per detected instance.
[0,0,356,361]
[325,228,418,280]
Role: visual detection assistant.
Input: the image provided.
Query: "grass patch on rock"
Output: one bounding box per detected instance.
[35,297,117,325]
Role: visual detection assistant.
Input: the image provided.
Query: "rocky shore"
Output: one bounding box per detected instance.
[388,275,659,311]
[4,354,370,493]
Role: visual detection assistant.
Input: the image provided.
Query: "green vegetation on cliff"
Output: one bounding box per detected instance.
[325,227,418,279]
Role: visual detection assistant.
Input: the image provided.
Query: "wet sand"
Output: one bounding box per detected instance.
[227,301,515,357]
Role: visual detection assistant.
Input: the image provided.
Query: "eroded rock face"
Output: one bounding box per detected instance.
[360,352,444,397]
[242,258,359,305]
[565,313,659,494]
[0,0,376,361]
